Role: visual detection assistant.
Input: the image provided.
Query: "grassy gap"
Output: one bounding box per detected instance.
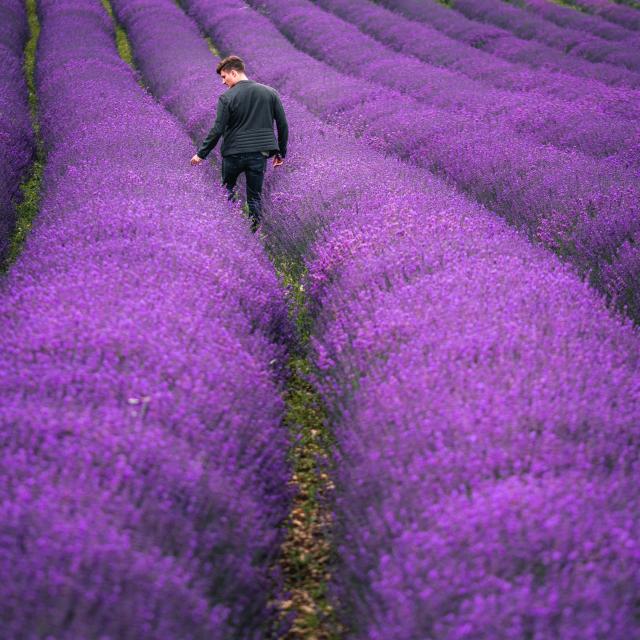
[613,0,640,8]
[165,4,341,632]
[204,34,221,57]
[100,0,136,68]
[548,0,592,13]
[270,254,342,640]
[173,0,221,56]
[3,0,44,271]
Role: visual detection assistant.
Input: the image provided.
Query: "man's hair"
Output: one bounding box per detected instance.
[216,55,245,75]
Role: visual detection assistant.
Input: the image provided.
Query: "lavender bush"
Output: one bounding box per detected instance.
[183,0,640,322]
[0,0,291,636]
[374,0,640,87]
[119,1,640,635]
[0,0,34,261]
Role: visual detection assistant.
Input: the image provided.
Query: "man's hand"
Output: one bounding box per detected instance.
[190,154,204,166]
[272,154,284,168]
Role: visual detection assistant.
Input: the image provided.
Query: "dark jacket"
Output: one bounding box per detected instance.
[197,79,288,159]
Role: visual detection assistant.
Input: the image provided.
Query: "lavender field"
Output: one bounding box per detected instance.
[1,0,640,638]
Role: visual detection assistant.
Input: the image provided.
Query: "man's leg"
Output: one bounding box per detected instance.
[221,154,242,203]
[244,152,267,232]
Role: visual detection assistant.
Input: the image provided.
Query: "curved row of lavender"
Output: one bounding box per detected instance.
[0,0,34,261]
[446,0,640,72]
[515,0,640,43]
[122,1,640,636]
[309,0,640,121]
[551,0,640,30]
[0,0,291,636]
[374,0,640,87]
[294,0,639,161]
[184,0,640,323]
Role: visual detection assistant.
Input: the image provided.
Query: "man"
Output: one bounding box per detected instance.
[190,55,288,232]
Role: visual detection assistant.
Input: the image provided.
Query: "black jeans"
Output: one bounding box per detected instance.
[221,151,267,227]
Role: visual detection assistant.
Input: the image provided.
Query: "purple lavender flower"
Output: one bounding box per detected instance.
[268,0,639,160]
[311,0,640,121]
[515,0,640,44]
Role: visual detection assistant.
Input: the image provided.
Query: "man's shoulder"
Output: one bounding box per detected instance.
[242,80,279,97]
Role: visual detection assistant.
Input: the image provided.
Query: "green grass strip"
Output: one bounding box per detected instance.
[3,0,44,271]
[272,254,343,640]
[100,0,135,68]
[165,22,342,633]
[548,0,592,13]
[204,34,221,57]
[612,0,640,8]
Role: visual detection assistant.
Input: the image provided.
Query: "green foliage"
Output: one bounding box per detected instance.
[273,253,341,639]
[3,0,44,271]
[101,0,135,67]
[549,0,591,12]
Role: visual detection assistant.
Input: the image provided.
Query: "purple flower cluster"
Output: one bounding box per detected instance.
[108,0,224,146]
[0,0,291,636]
[126,0,640,635]
[375,0,640,87]
[184,0,640,321]
[447,0,640,73]
[0,0,34,259]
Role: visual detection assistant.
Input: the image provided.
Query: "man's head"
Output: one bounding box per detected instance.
[216,55,248,88]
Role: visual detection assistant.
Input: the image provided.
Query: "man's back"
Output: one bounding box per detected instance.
[197,79,288,159]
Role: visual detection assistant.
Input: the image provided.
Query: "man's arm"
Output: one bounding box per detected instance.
[196,94,229,159]
[273,93,288,159]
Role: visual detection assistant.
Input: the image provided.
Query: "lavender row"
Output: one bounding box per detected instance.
[447,0,640,73]
[301,0,639,161]
[566,0,640,29]
[307,183,640,640]
[138,1,640,635]
[310,0,640,121]
[376,0,640,87]
[0,0,34,260]
[515,0,640,43]
[207,0,640,321]
[0,0,291,636]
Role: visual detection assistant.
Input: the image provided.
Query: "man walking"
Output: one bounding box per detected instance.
[190,55,288,232]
